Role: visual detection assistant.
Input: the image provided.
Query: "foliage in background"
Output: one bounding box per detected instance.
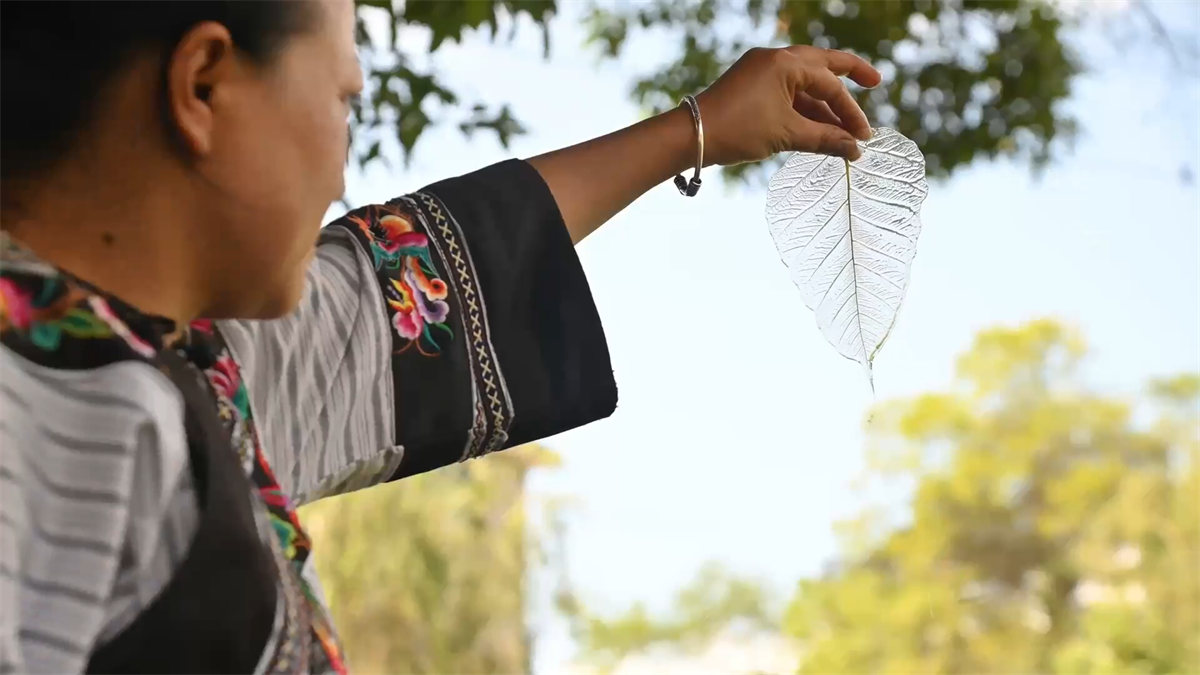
[352,0,1200,185]
[557,563,780,672]
[585,0,1080,183]
[350,0,555,169]
[300,445,561,674]
[351,0,1089,184]
[568,320,1200,674]
[325,8,1196,668]
[787,320,1199,673]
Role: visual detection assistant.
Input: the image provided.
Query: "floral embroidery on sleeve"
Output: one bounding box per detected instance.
[344,204,454,356]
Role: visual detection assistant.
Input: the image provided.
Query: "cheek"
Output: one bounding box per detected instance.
[259,98,345,219]
[292,91,351,201]
[203,80,343,293]
[233,83,347,209]
[204,129,321,293]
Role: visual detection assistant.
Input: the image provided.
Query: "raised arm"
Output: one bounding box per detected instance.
[219,46,881,503]
[528,45,881,244]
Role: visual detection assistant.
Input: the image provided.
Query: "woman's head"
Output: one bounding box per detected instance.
[1,0,364,319]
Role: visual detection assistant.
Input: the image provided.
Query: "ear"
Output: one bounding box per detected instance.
[165,21,239,158]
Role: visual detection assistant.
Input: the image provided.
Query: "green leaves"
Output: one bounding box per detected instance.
[301,445,561,673]
[588,0,1080,183]
[348,0,1083,186]
[564,563,779,671]
[781,320,1200,674]
[351,0,554,171]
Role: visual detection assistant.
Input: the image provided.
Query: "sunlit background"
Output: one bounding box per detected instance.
[305,1,1200,673]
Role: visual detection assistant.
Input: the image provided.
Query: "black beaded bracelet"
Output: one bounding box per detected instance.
[673,95,704,197]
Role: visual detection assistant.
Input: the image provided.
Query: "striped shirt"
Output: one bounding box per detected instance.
[0,159,618,673]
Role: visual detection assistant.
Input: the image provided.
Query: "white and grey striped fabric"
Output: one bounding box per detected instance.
[0,227,400,674]
[219,226,401,505]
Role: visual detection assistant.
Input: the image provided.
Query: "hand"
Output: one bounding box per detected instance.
[694,46,882,165]
[527,45,882,243]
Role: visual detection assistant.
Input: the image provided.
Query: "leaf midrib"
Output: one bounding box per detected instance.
[844,158,868,365]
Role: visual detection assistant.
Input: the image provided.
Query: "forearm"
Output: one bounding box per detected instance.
[526,106,695,244]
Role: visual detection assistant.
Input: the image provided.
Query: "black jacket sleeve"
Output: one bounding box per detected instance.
[324,159,618,479]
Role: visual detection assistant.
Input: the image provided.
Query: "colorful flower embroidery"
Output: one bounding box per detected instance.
[188,321,255,471]
[0,237,158,358]
[89,296,156,358]
[0,274,121,350]
[345,206,453,356]
[189,320,348,675]
[0,278,34,330]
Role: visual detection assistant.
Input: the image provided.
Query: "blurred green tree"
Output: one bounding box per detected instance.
[300,445,561,674]
[566,320,1199,674]
[786,319,1199,673]
[557,562,780,672]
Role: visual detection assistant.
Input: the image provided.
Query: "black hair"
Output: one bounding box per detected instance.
[0,1,315,210]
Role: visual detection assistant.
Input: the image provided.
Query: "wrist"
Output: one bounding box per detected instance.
[653,104,701,179]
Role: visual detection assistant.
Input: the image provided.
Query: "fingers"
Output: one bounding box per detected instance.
[786,45,881,88]
[798,67,872,141]
[787,115,862,161]
[781,45,878,141]
[822,49,882,89]
[793,91,842,127]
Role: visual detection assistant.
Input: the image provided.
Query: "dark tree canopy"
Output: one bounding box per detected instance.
[352,0,1081,183]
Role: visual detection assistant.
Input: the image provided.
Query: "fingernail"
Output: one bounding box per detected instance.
[857,126,873,141]
[844,140,862,161]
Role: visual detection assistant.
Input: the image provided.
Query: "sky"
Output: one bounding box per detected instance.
[337,3,1200,671]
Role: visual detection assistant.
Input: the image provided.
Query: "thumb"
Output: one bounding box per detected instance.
[787,115,861,161]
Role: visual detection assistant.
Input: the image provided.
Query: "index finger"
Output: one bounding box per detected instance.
[788,46,881,89]
[801,67,872,141]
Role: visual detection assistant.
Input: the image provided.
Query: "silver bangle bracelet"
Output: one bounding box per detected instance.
[673,95,704,197]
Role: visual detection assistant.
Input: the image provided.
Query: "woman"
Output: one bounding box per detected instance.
[0,0,878,672]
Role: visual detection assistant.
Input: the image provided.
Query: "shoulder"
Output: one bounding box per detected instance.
[0,240,185,461]
[0,347,191,673]
[1,344,187,522]
[0,269,192,647]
